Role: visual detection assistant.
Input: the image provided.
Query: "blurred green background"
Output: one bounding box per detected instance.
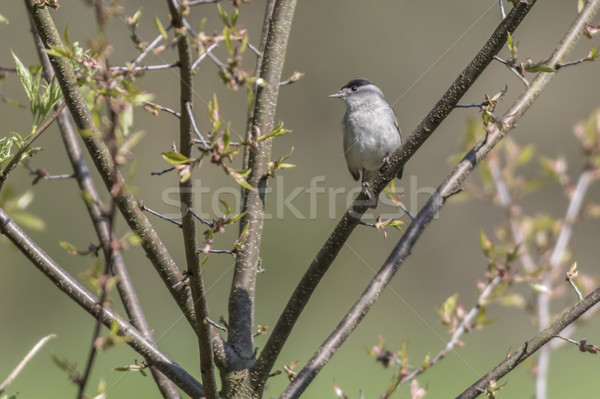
[1,1,599,398]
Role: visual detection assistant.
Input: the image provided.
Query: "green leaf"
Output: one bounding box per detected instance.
[219,198,231,215]
[12,211,45,231]
[506,32,515,58]
[479,229,493,257]
[223,123,230,149]
[240,31,249,54]
[154,15,168,39]
[227,211,246,224]
[0,13,8,25]
[234,222,250,251]
[578,0,585,12]
[233,175,254,191]
[217,4,230,27]
[223,26,233,56]
[257,121,292,142]
[161,151,190,165]
[60,241,79,255]
[11,51,33,101]
[43,44,72,59]
[231,8,239,26]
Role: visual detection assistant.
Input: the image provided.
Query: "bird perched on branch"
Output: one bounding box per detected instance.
[329,78,403,207]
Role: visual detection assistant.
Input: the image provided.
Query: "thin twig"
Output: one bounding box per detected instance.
[207,50,227,69]
[556,56,595,69]
[189,208,213,227]
[567,276,584,300]
[140,202,183,227]
[499,0,506,19]
[166,1,221,397]
[493,55,530,86]
[189,0,220,5]
[109,62,180,72]
[0,334,56,392]
[185,101,209,147]
[205,317,228,332]
[455,103,486,108]
[132,33,167,69]
[145,101,181,118]
[192,42,220,72]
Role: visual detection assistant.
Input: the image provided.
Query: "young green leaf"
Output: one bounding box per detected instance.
[11,51,33,101]
[217,4,230,27]
[154,15,168,39]
[162,151,190,165]
[257,121,292,142]
[223,26,233,56]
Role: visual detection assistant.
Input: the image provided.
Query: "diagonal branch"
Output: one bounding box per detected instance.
[25,0,198,333]
[166,1,220,398]
[457,285,600,399]
[0,207,204,398]
[253,1,538,388]
[278,1,600,396]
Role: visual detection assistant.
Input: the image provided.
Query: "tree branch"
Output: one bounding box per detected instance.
[278,1,600,396]
[0,334,56,392]
[226,0,297,379]
[166,1,221,398]
[0,207,204,398]
[457,285,600,399]
[253,1,538,388]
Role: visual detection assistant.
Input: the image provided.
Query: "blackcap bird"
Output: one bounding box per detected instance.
[329,78,403,207]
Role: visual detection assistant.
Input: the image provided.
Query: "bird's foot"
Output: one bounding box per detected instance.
[361,184,378,208]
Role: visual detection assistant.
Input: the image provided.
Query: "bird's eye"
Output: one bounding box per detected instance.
[351,86,358,91]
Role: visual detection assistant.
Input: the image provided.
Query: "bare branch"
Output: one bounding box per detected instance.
[227,0,297,383]
[0,334,56,392]
[145,101,182,118]
[166,1,220,397]
[192,42,220,72]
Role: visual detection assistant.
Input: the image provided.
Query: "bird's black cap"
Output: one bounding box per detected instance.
[341,78,372,90]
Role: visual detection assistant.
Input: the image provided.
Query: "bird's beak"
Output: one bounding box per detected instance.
[329,91,344,98]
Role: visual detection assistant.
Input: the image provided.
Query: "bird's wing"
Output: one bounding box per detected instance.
[393,111,404,180]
